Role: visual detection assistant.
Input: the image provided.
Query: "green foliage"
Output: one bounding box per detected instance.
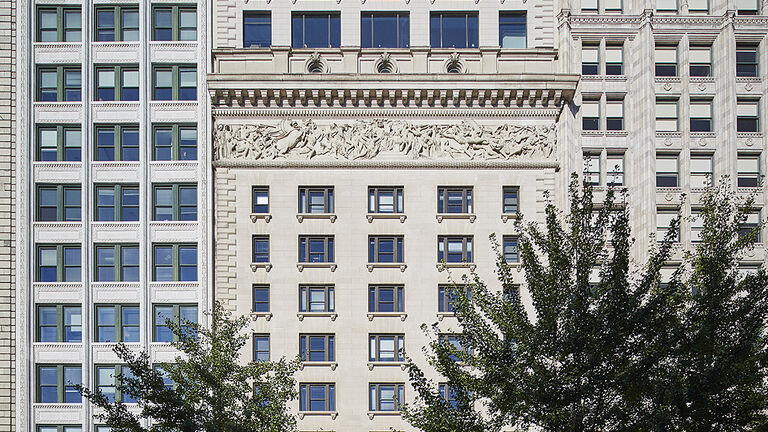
[77,301,299,432]
[404,176,768,432]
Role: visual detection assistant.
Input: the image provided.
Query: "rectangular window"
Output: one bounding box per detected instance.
[252,187,269,213]
[95,244,139,282]
[37,365,81,403]
[582,45,599,75]
[300,383,336,412]
[95,184,139,222]
[657,0,678,11]
[153,304,197,342]
[739,211,761,241]
[605,45,624,75]
[37,427,82,432]
[37,305,82,342]
[439,384,461,409]
[299,285,334,312]
[689,46,712,77]
[37,125,81,162]
[438,284,470,313]
[38,6,81,42]
[252,285,269,312]
[243,12,271,48]
[291,12,340,48]
[299,236,334,263]
[361,12,409,49]
[737,45,759,77]
[437,186,473,213]
[152,65,196,101]
[153,124,197,161]
[737,100,760,132]
[690,100,713,132]
[607,154,625,186]
[499,12,526,49]
[656,155,679,187]
[36,184,81,222]
[368,285,404,313]
[252,236,269,263]
[37,244,81,282]
[369,383,404,412]
[737,0,759,14]
[437,236,473,263]
[253,334,270,361]
[300,334,335,362]
[502,236,519,263]
[152,6,196,41]
[655,46,678,76]
[38,66,81,102]
[656,100,679,132]
[584,153,600,185]
[95,304,140,342]
[95,65,139,101]
[657,209,679,241]
[606,99,624,130]
[582,99,600,130]
[95,6,139,41]
[299,186,334,213]
[152,244,197,281]
[95,365,136,403]
[153,184,197,221]
[691,210,704,242]
[368,236,404,263]
[582,0,599,12]
[690,154,713,188]
[95,124,139,162]
[430,12,478,49]
[368,186,404,213]
[605,0,623,12]
[737,154,761,188]
[441,333,472,360]
[369,334,405,362]
[503,187,519,214]
[689,0,709,12]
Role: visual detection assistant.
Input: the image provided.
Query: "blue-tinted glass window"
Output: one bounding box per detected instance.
[252,236,269,263]
[430,12,478,49]
[361,12,409,48]
[253,335,270,361]
[300,334,334,362]
[121,128,139,161]
[299,285,334,313]
[244,12,271,47]
[292,13,340,48]
[300,383,335,411]
[252,187,269,213]
[253,285,269,312]
[499,12,526,48]
[369,285,404,313]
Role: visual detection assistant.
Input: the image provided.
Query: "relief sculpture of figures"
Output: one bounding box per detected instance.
[214,119,556,161]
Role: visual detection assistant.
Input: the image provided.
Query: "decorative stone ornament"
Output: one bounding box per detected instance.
[375,52,397,73]
[444,52,466,73]
[305,52,329,74]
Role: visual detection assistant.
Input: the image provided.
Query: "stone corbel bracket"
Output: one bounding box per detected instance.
[250,214,272,223]
[250,263,272,272]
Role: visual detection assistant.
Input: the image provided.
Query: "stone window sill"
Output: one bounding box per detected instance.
[250,213,272,223]
[367,263,406,272]
[367,362,407,371]
[366,213,407,223]
[250,262,272,272]
[297,312,337,321]
[367,312,407,322]
[299,361,338,370]
[296,213,337,223]
[298,411,338,420]
[367,411,402,419]
[436,213,476,223]
[297,262,337,272]
[436,262,476,272]
[250,312,273,321]
[501,213,520,223]
[437,312,455,321]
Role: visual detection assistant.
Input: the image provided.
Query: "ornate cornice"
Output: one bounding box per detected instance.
[212,108,562,118]
[215,159,559,169]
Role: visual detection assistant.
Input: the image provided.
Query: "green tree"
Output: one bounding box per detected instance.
[78,301,299,432]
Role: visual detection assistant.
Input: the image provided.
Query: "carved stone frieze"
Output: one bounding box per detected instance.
[214,119,556,162]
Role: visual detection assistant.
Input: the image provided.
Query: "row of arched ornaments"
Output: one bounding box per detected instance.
[213,120,556,162]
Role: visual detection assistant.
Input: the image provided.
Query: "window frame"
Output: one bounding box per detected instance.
[582,99,600,131]
[95,364,136,403]
[152,183,197,221]
[369,383,405,412]
[252,186,269,213]
[689,46,712,77]
[605,98,625,131]
[361,11,410,49]
[438,284,470,313]
[37,364,82,403]
[437,186,473,214]
[253,334,270,361]
[94,184,140,222]
[368,284,404,313]
[300,334,335,362]
[299,284,334,313]
[689,99,713,132]
[252,284,270,313]
[94,5,139,42]
[298,186,334,214]
[152,123,197,161]
[437,236,473,263]
[36,124,81,162]
[299,383,336,412]
[37,426,83,432]
[37,6,81,42]
[499,11,526,49]
[654,46,678,77]
[690,154,713,189]
[737,100,760,133]
[656,209,680,242]
[368,235,404,263]
[291,12,341,49]
[429,11,478,49]
[581,45,599,75]
[655,99,679,132]
[152,303,198,342]
[736,45,759,77]
[502,235,519,263]
[656,155,680,188]
[37,65,81,102]
[368,186,404,214]
[252,235,270,263]
[94,244,140,282]
[298,235,335,263]
[152,5,197,41]
[152,64,197,101]
[607,153,625,186]
[95,304,140,343]
[94,124,140,162]
[94,65,140,101]
[152,243,197,282]
[37,244,81,282]
[36,184,81,222]
[605,44,624,75]
[36,304,82,343]
[369,334,405,362]
[243,11,271,48]
[737,154,761,188]
[502,186,519,214]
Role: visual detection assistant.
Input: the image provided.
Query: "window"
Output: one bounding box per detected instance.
[153,184,197,221]
[95,244,139,282]
[298,236,334,263]
[605,0,623,12]
[656,100,679,132]
[37,427,82,432]
[291,12,340,48]
[153,65,196,101]
[152,244,197,281]
[656,155,679,187]
[503,187,519,214]
[655,46,678,76]
[369,383,404,412]
[607,154,625,186]
[689,46,711,77]
[439,384,461,409]
[584,153,600,185]
[690,100,713,132]
[37,365,81,403]
[368,236,404,263]
[299,285,334,312]
[582,0,598,12]
[689,0,709,12]
[582,99,600,130]
[438,284,470,313]
[657,209,679,241]
[368,186,403,213]
[657,0,678,12]
[95,184,139,221]
[252,187,269,213]
[369,285,404,313]
[738,154,761,188]
[252,236,269,263]
[690,154,713,188]
[299,186,334,213]
[153,304,197,342]
[253,334,270,361]
[37,305,81,342]
[430,12,478,49]
[300,383,336,412]
[36,125,81,162]
[361,12,409,49]
[38,7,81,42]
[606,99,624,130]
[737,100,760,132]
[369,334,405,362]
[152,6,196,41]
[437,236,473,263]
[605,45,623,75]
[96,365,136,403]
[300,334,335,362]
[502,236,519,263]
[95,6,139,41]
[437,187,473,213]
[38,66,81,101]
[737,45,758,77]
[95,65,139,101]
[582,45,599,75]
[737,0,759,14]
[441,334,472,360]
[499,12,526,49]
[691,210,704,242]
[37,245,81,282]
[740,211,761,241]
[243,12,271,48]
[37,184,81,221]
[95,124,139,161]
[153,124,197,160]
[252,285,269,312]
[95,304,140,342]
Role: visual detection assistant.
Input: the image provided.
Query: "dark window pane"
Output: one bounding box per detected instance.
[244,12,271,47]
